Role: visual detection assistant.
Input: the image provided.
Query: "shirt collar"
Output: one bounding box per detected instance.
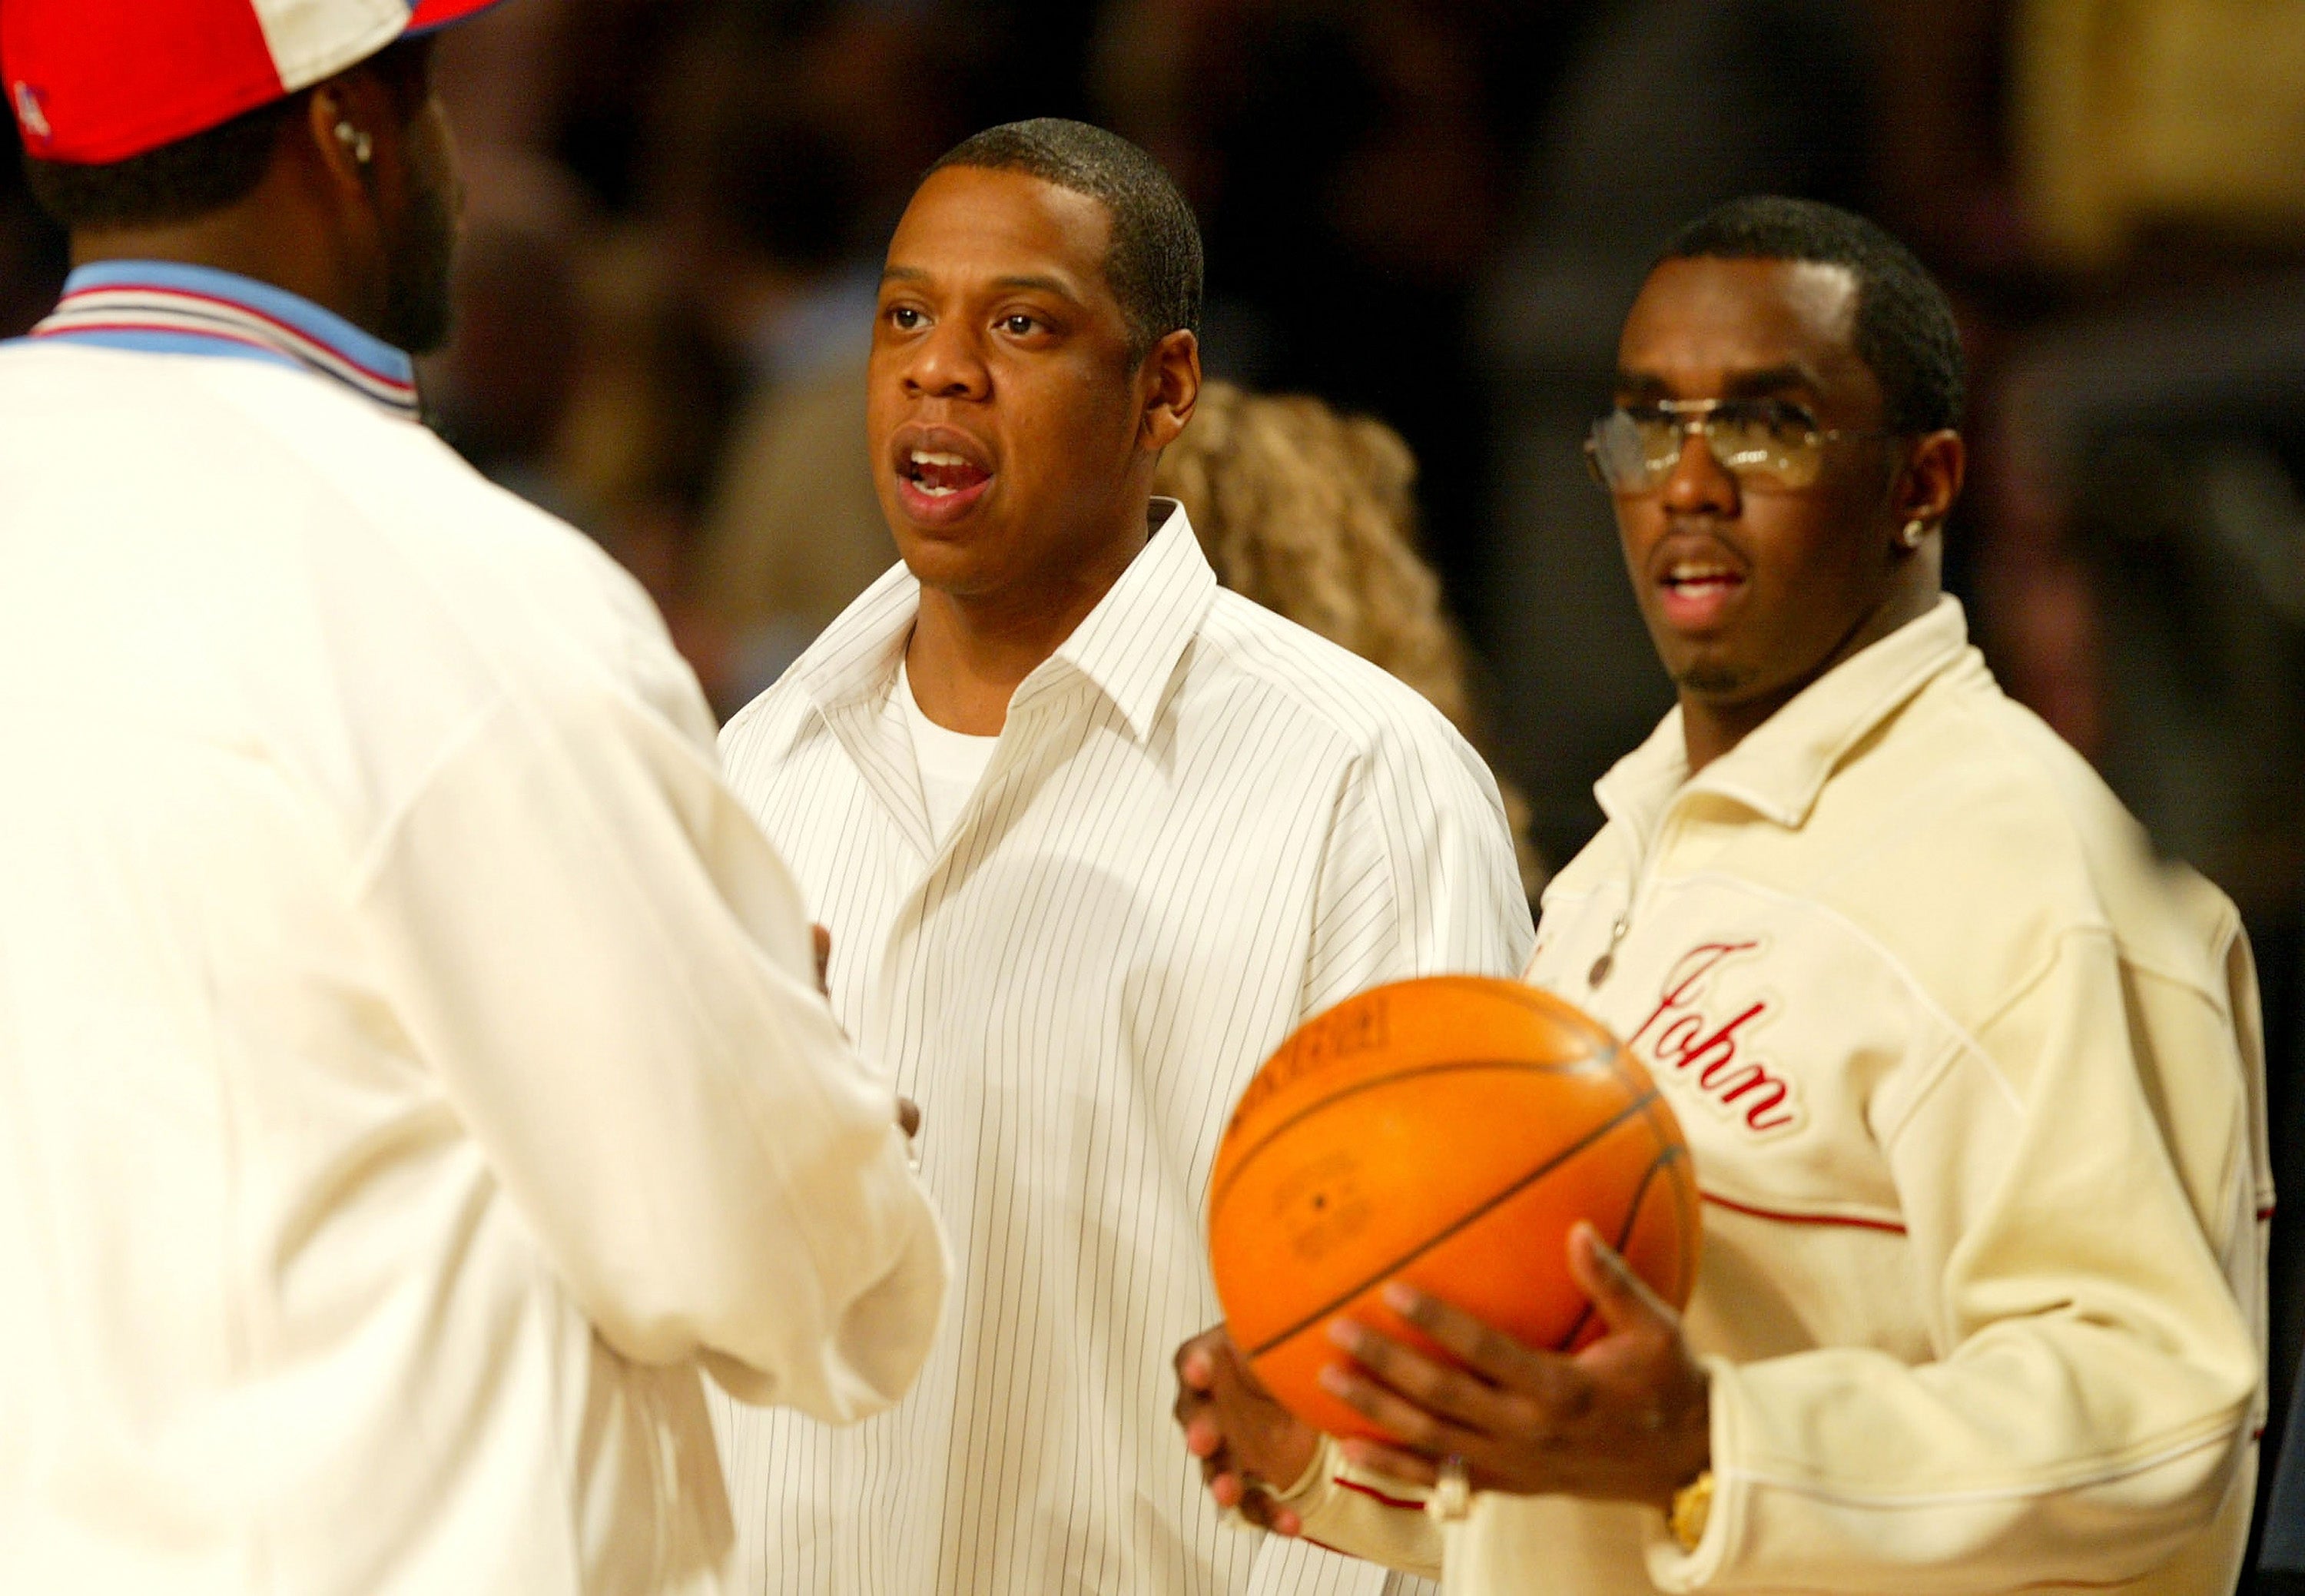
[1596,595,1978,837]
[789,498,1218,746]
[28,260,421,420]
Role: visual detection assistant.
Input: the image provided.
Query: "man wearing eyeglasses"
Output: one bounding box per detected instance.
[1182,196,2270,1596]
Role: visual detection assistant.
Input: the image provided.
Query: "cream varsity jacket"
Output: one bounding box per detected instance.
[1274,598,2270,1595]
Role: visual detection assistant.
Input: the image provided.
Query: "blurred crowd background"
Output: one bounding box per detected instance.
[5,0,2303,1568]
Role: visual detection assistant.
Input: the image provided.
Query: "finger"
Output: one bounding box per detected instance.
[1378,1282,1547,1391]
[1193,1434,1232,1485]
[1229,1480,1301,1535]
[1175,1326,1230,1385]
[1178,1345,1216,1391]
[1183,1412,1226,1460]
[1206,1468,1302,1535]
[1326,1316,1509,1434]
[1246,1491,1305,1537]
[1336,1436,1440,1488]
[1317,1359,1479,1457]
[1191,1427,1232,1484]
[1172,1383,1203,1428]
[1567,1221,1677,1336]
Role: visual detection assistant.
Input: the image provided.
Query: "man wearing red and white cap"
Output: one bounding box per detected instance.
[0,5,950,1594]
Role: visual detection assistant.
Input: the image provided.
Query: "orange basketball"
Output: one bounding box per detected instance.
[1207,976,1699,1441]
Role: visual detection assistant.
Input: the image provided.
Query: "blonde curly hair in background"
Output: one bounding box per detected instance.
[1156,380,1544,898]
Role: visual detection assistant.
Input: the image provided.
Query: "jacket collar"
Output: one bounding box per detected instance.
[1596,595,1977,838]
[28,260,420,419]
[787,497,1217,749]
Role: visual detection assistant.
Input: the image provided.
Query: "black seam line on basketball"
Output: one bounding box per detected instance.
[1631,1094,1701,1300]
[1663,1143,1702,1305]
[1591,1038,1639,1096]
[1553,1140,1676,1351]
[1244,1086,1663,1361]
[1211,1057,1614,1215]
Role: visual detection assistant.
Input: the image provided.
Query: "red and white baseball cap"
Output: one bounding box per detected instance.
[4,0,506,166]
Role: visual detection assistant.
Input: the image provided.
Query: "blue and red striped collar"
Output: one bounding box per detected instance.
[27,260,420,419]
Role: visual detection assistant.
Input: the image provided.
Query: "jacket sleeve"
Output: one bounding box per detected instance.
[353,667,948,1426]
[1266,1435,1446,1580]
[1298,718,1536,1015]
[1649,924,2262,1593]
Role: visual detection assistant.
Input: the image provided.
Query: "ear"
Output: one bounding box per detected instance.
[305,77,377,202]
[303,58,419,233]
[1892,429,1965,539]
[1139,328,1202,453]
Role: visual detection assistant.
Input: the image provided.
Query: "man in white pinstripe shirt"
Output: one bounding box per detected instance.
[710,119,1534,1594]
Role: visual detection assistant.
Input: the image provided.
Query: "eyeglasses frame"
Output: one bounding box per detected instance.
[1583,396,1898,495]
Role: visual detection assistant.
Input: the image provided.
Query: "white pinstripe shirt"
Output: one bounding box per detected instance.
[712,502,1534,1594]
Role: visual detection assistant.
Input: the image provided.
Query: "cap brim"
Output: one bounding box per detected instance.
[406,0,512,35]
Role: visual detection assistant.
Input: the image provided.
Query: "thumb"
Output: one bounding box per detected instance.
[1568,1221,1675,1336]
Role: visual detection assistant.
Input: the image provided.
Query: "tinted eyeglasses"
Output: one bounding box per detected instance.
[1584,397,1887,494]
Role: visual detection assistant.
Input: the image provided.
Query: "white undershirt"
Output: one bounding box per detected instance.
[896,657,998,842]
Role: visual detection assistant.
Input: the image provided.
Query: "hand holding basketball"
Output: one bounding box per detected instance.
[1171,1326,1317,1535]
[1322,1220,1711,1509]
[1206,977,1699,1442]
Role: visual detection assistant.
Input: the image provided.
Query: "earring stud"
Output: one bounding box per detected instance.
[333,121,373,165]
[1901,519,1928,549]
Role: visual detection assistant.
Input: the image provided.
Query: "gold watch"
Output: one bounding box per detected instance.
[1667,1469,1714,1553]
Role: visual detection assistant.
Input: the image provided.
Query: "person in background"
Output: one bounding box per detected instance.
[548,228,746,685]
[1154,379,1544,901]
[0,2,946,1591]
[711,118,1531,1596]
[662,3,967,712]
[420,147,591,520]
[672,91,890,705]
[1176,196,2268,1596]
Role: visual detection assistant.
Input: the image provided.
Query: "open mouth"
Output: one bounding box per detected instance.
[890,430,995,526]
[900,449,991,499]
[1656,557,1748,630]
[1661,560,1743,598]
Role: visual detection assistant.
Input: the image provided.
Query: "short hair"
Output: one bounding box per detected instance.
[1659,196,1965,434]
[924,118,1202,363]
[21,38,429,234]
[22,95,297,231]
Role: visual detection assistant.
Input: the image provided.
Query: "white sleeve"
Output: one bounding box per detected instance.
[1300,720,1536,1015]
[1255,1436,1446,1581]
[353,670,948,1426]
[1650,927,2260,1593]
